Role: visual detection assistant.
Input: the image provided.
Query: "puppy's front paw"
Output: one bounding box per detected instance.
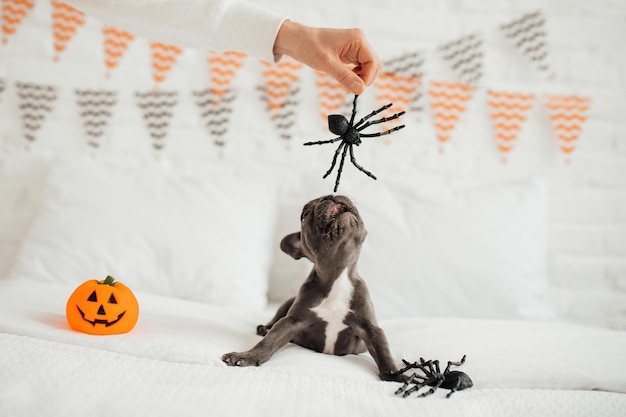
[381,370,410,382]
[256,325,269,336]
[221,352,261,367]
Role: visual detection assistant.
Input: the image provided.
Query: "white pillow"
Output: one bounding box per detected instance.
[8,157,277,310]
[269,175,552,320]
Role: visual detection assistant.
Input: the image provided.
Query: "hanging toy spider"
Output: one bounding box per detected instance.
[304,95,405,192]
[393,355,473,398]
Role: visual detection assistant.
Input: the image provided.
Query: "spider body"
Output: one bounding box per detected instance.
[394,355,473,398]
[304,95,405,192]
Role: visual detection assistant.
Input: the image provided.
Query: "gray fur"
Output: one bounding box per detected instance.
[222,195,402,381]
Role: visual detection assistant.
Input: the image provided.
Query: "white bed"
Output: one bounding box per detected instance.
[1,279,626,417]
[1,0,625,415]
[1,157,626,416]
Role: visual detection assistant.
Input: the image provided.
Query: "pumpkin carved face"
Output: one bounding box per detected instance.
[66,276,139,335]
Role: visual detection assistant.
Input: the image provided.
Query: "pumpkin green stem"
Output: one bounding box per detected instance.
[101,275,117,286]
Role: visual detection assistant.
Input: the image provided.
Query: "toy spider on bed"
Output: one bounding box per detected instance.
[304,95,405,192]
[392,355,473,398]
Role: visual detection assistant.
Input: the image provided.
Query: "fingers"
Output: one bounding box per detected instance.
[273,22,382,95]
[333,65,367,95]
[335,29,382,94]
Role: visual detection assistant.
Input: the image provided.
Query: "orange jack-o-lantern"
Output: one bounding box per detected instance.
[66,275,139,335]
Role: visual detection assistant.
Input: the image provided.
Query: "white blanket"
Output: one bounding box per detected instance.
[1,279,625,416]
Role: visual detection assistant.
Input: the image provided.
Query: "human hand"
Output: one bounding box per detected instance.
[273,20,382,95]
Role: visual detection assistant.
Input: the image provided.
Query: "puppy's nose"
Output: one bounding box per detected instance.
[328,203,346,216]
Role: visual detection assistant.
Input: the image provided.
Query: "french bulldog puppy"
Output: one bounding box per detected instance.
[222,195,402,381]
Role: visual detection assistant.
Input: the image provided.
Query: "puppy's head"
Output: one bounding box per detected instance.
[280,195,366,266]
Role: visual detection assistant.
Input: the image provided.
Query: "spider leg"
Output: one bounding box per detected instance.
[445,388,458,399]
[394,372,424,395]
[432,360,442,375]
[418,379,444,398]
[331,143,350,192]
[303,136,342,146]
[322,141,346,179]
[390,359,419,376]
[353,103,393,129]
[416,359,435,379]
[444,355,467,374]
[348,94,359,125]
[402,380,430,398]
[349,145,377,180]
[356,110,406,132]
[360,124,406,138]
[444,379,463,398]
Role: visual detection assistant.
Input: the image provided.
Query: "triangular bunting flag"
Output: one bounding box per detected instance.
[2,0,35,45]
[259,57,303,140]
[51,0,85,62]
[487,91,535,162]
[14,81,59,143]
[500,10,554,79]
[428,80,476,153]
[207,50,246,100]
[543,94,591,164]
[192,88,234,147]
[439,33,483,85]
[314,70,350,131]
[382,51,425,116]
[75,89,118,148]
[374,73,419,144]
[150,42,183,88]
[103,26,134,78]
[190,51,246,146]
[135,90,178,151]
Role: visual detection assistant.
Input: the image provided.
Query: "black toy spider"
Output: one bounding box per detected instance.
[393,355,473,398]
[304,95,405,192]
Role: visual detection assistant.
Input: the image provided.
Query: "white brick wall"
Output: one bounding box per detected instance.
[1,0,625,328]
[258,0,626,328]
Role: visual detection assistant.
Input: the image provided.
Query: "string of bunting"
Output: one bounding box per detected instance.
[1,1,591,162]
[258,57,303,140]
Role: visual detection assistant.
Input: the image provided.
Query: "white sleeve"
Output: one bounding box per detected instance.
[63,0,287,62]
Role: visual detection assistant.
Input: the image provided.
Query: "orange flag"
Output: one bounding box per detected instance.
[487,91,535,162]
[428,80,475,153]
[261,57,302,117]
[190,51,246,146]
[2,0,34,44]
[103,26,134,78]
[51,0,85,62]
[151,42,183,88]
[207,50,246,101]
[543,94,591,164]
[375,73,420,144]
[260,57,303,140]
[315,70,349,131]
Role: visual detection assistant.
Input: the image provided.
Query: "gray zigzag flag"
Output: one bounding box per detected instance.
[499,10,555,80]
[75,89,118,148]
[135,90,178,151]
[439,33,484,86]
[383,51,426,116]
[15,81,59,143]
[192,88,236,147]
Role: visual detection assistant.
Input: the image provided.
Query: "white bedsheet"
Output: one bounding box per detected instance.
[1,279,625,416]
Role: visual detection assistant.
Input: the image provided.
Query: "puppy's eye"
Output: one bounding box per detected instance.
[300,210,310,222]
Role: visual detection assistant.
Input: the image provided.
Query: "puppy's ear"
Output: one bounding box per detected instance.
[280,232,306,260]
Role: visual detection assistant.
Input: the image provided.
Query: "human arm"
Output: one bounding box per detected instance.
[62,0,286,62]
[63,0,381,92]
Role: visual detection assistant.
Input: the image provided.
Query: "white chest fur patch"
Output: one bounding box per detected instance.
[310,269,354,354]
